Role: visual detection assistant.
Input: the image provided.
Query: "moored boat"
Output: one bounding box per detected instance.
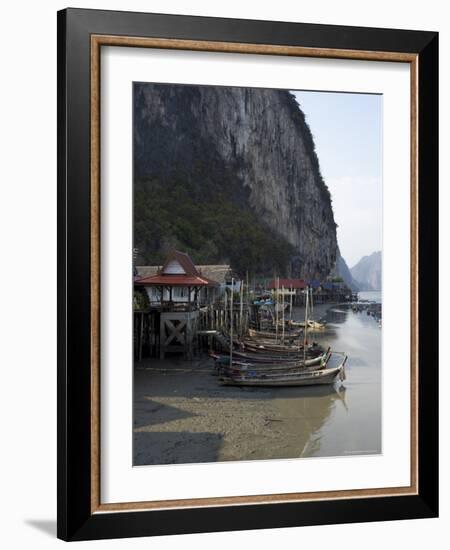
[219,356,347,387]
[248,327,303,340]
[216,350,332,376]
[279,319,326,330]
[241,339,324,356]
[210,348,331,369]
[214,332,322,359]
[211,348,323,364]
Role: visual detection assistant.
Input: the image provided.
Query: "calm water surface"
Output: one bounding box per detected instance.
[358,290,382,303]
[134,295,382,463]
[278,300,382,458]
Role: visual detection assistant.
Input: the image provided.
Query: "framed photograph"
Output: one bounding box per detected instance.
[57,8,438,541]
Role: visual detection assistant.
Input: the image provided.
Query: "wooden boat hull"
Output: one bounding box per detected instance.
[279,320,326,330]
[211,350,330,369]
[220,364,326,377]
[213,349,322,364]
[248,327,303,340]
[218,356,329,376]
[219,364,344,387]
[242,341,323,356]
[243,337,304,347]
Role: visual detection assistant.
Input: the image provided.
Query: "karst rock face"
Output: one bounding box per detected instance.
[351,251,382,291]
[134,83,337,279]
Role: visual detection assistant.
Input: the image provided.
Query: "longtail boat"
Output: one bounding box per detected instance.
[285,319,326,330]
[211,348,325,364]
[216,350,332,375]
[243,334,304,345]
[241,339,324,355]
[210,348,330,369]
[219,356,347,387]
[248,327,303,340]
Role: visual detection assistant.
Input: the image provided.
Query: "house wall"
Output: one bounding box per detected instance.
[144,286,193,304]
[144,286,218,305]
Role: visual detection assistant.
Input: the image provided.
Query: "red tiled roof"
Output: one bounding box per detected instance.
[135,274,218,287]
[267,278,306,289]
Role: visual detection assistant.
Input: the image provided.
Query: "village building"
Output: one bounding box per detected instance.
[267,278,307,305]
[308,279,322,291]
[135,250,223,309]
[134,250,231,359]
[135,253,241,308]
[266,277,354,305]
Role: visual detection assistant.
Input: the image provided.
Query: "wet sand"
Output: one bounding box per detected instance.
[133,302,381,465]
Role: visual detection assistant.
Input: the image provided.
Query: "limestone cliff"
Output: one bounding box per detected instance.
[351,251,382,291]
[134,83,337,279]
[334,248,360,291]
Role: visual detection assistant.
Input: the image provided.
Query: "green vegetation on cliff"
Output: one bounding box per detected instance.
[134,175,295,277]
[133,83,337,278]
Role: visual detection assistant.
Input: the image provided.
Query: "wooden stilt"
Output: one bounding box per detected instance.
[303,286,309,362]
[239,279,244,337]
[229,278,234,367]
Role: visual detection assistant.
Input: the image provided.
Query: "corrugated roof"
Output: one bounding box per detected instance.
[198,265,231,284]
[267,278,306,289]
[135,266,161,278]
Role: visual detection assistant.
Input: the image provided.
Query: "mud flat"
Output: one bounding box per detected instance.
[133,305,381,465]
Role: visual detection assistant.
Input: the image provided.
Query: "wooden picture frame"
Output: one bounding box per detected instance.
[57,8,438,541]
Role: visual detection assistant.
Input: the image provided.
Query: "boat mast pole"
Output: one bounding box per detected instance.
[310,286,315,341]
[290,286,293,323]
[229,278,234,367]
[224,285,227,331]
[246,270,249,334]
[239,278,244,337]
[275,276,279,342]
[303,286,309,362]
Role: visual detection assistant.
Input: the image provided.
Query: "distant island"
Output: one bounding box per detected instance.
[350,251,382,291]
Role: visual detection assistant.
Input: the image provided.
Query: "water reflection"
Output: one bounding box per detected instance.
[284,303,382,458]
[326,306,350,324]
[133,300,382,463]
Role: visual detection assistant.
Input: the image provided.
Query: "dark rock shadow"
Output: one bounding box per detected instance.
[133,398,197,429]
[133,431,223,466]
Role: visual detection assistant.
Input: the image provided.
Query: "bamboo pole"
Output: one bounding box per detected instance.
[224,286,227,330]
[239,278,244,337]
[275,276,279,342]
[246,270,249,334]
[229,278,234,367]
[139,313,144,361]
[303,286,309,362]
[310,287,315,341]
[290,286,293,322]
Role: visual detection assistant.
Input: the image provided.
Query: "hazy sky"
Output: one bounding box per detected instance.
[293,90,382,268]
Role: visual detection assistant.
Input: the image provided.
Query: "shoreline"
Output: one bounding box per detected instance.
[134,356,347,465]
[133,301,381,465]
